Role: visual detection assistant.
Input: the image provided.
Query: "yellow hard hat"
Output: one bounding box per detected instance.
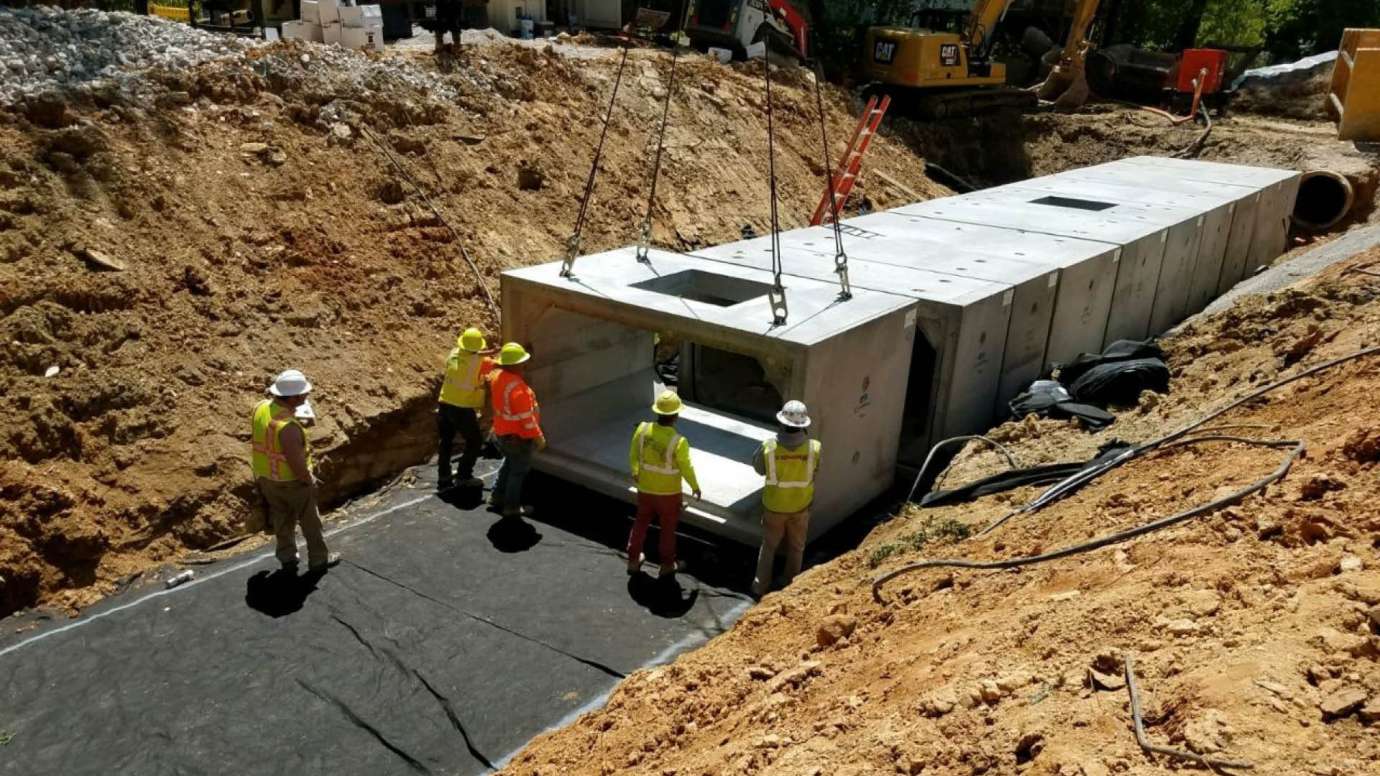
[651,390,683,416]
[457,328,486,352]
[497,342,531,366]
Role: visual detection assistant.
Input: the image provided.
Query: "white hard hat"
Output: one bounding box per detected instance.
[776,400,810,428]
[268,369,312,397]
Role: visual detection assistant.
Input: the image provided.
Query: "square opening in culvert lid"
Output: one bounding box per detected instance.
[631,270,772,308]
[1029,195,1117,212]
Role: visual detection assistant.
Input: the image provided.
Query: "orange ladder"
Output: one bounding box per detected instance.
[809,94,891,226]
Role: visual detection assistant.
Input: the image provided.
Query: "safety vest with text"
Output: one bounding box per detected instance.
[630,422,699,496]
[250,399,313,482]
[761,438,821,514]
[489,369,542,439]
[439,348,493,409]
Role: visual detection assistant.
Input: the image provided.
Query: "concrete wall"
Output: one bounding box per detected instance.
[498,157,1301,546]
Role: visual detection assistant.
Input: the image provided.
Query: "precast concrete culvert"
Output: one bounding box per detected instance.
[503,156,1302,548]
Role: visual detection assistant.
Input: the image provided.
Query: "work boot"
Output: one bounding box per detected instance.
[658,559,687,580]
[437,477,454,492]
[459,476,484,489]
[501,506,535,519]
[626,552,645,575]
[308,553,342,573]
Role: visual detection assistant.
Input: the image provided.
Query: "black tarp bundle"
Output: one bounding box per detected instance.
[1009,340,1170,427]
[920,440,1134,507]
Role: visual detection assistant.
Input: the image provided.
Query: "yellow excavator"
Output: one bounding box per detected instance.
[1033,0,1102,108]
[863,0,1101,117]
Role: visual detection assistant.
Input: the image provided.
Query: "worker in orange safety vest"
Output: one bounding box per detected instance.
[250,369,339,573]
[487,342,545,519]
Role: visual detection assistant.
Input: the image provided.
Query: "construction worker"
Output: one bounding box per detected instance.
[751,400,820,597]
[250,370,339,573]
[627,390,702,579]
[432,0,464,52]
[437,327,495,491]
[488,342,545,519]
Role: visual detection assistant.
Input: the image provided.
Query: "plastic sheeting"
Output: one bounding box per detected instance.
[0,461,751,776]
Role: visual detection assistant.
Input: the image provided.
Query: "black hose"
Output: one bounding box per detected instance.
[872,436,1303,603]
[1125,655,1254,771]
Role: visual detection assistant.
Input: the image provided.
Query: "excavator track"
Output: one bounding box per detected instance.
[913,87,1037,119]
[863,84,1037,120]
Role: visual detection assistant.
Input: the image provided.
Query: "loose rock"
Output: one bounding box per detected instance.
[1319,687,1367,720]
[815,613,857,647]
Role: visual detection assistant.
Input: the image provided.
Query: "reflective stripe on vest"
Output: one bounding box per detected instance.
[638,422,681,475]
[439,349,486,408]
[763,439,817,488]
[251,399,307,482]
[500,378,535,423]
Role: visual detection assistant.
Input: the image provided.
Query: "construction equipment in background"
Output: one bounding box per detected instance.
[1327,28,1380,141]
[1087,44,1230,113]
[1032,0,1101,108]
[684,0,809,60]
[809,94,891,226]
[862,0,1037,118]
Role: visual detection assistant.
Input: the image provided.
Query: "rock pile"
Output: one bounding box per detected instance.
[0,7,255,106]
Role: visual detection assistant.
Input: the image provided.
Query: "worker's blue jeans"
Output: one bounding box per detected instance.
[493,435,536,514]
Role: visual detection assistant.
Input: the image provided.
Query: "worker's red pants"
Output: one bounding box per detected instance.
[627,492,681,572]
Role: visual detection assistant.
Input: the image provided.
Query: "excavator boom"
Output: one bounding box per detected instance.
[1035,0,1103,109]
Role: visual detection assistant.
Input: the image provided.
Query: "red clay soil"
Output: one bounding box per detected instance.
[502,248,1380,774]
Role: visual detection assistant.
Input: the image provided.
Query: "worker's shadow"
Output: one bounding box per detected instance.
[486,516,542,553]
[244,568,325,618]
[626,573,698,618]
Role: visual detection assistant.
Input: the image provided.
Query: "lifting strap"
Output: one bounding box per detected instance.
[635,47,680,264]
[760,48,788,326]
[561,45,631,279]
[810,58,851,301]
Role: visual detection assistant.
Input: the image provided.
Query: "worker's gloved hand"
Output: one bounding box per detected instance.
[692,489,702,501]
[535,435,547,452]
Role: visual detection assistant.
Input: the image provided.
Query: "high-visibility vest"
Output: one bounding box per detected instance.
[633,422,686,496]
[489,369,541,438]
[761,438,820,514]
[439,348,491,408]
[250,399,313,482]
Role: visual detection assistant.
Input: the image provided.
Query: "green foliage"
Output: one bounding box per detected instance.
[0,730,14,746]
[1263,0,1380,61]
[866,515,973,568]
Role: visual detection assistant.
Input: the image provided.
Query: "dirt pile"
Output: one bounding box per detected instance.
[0,13,947,617]
[503,249,1380,773]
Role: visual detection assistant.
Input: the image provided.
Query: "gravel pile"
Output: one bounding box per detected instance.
[0,7,255,106]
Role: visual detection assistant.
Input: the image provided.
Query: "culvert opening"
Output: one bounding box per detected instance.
[1293,171,1354,232]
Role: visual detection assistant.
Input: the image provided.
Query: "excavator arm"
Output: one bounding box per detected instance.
[1035,0,1103,108]
[964,0,1019,58]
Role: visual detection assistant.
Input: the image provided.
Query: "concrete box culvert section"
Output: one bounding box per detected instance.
[501,247,918,545]
[501,156,1299,546]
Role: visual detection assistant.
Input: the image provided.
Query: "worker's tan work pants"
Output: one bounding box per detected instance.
[257,478,330,569]
[753,508,810,597]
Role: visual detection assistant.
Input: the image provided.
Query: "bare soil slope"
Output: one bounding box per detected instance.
[503,249,1380,774]
[0,30,947,617]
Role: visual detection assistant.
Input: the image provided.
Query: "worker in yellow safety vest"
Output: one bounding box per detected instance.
[626,390,701,579]
[250,369,339,573]
[751,400,820,597]
[437,327,496,491]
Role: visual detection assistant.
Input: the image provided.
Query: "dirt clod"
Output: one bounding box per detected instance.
[815,613,857,647]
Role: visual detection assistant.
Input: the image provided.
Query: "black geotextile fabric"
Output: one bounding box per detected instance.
[1007,380,1117,429]
[1067,357,1171,405]
[1051,339,1166,385]
[919,441,1133,507]
[0,462,752,776]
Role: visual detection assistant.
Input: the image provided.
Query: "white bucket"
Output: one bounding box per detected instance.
[708,46,732,64]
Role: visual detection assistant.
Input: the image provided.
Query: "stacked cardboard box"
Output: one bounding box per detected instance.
[281,0,384,52]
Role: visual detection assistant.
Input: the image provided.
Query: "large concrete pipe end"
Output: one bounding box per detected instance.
[1293,170,1355,232]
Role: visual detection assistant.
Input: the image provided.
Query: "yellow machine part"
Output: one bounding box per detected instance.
[863,26,1006,89]
[1328,28,1380,141]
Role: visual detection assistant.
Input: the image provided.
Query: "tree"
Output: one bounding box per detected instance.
[1264,0,1380,61]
